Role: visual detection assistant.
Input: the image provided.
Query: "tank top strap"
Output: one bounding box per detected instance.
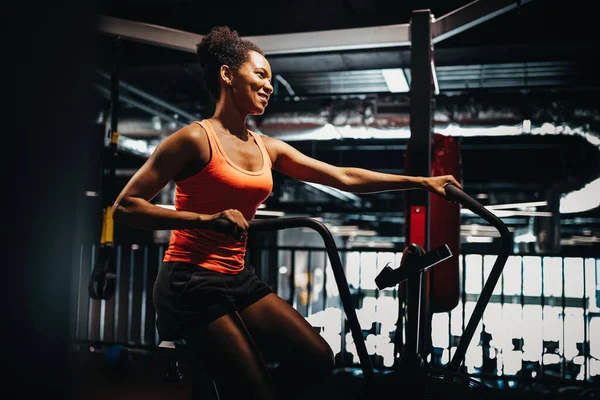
[249,130,273,170]
[193,119,221,163]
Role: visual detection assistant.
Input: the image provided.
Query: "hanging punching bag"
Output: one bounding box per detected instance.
[428,133,461,313]
[403,132,462,313]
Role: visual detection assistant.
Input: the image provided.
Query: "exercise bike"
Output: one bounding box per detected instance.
[157,184,511,399]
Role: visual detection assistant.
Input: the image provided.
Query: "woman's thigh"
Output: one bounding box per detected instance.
[239,293,334,367]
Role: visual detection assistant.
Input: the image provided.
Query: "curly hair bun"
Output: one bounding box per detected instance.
[196,26,240,69]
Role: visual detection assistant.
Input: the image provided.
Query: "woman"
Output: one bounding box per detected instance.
[112,26,462,400]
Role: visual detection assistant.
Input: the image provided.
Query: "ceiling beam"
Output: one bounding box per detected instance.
[432,0,536,43]
[96,15,201,54]
[96,15,410,55]
[96,1,537,56]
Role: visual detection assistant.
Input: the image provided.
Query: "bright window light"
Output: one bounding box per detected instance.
[560,177,600,214]
[382,68,409,92]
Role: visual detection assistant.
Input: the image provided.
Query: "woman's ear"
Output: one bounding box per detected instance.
[220,65,233,86]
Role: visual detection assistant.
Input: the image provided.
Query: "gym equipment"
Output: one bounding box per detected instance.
[89,36,121,300]
[156,340,220,397]
[156,184,511,399]
[367,184,510,398]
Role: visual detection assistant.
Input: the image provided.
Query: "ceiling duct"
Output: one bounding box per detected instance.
[248,94,600,146]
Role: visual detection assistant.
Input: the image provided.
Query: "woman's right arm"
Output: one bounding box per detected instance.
[112,123,215,231]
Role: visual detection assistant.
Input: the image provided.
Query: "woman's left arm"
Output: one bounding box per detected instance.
[261,136,462,200]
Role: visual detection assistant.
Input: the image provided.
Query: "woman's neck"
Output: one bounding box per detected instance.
[211,100,248,139]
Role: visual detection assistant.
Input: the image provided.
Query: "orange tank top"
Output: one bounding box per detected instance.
[162,120,273,274]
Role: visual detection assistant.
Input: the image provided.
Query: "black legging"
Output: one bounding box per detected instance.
[183,292,335,400]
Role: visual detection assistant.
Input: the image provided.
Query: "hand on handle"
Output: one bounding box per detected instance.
[444,183,485,212]
[425,175,463,200]
[211,209,249,241]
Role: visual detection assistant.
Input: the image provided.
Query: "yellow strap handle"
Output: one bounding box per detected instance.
[100,207,114,244]
[111,131,119,144]
[99,131,119,245]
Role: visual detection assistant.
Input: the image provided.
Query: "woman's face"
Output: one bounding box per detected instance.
[230,51,273,115]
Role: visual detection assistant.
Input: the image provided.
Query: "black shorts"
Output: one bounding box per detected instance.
[153,261,273,341]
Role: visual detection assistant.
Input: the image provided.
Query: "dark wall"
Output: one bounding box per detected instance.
[11,1,103,398]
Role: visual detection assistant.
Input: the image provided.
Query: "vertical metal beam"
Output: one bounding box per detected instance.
[405,9,434,360]
[408,9,433,246]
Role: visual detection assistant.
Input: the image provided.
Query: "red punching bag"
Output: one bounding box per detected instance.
[429,133,461,313]
[404,133,462,313]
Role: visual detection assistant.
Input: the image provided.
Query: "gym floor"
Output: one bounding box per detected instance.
[71,348,193,400]
[69,346,597,400]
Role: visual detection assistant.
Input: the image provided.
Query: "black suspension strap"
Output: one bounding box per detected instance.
[89,36,121,300]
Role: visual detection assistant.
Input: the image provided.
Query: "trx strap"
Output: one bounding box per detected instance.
[89,36,120,300]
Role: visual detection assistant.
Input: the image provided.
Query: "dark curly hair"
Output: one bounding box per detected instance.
[196,26,264,100]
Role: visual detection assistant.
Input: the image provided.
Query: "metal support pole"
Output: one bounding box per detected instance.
[405,9,434,358]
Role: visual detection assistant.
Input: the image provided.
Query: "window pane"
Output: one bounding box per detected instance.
[564,257,584,298]
[523,256,542,296]
[542,257,563,297]
[503,256,522,296]
[465,254,483,294]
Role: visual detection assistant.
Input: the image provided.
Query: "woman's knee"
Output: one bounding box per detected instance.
[317,341,335,373]
[302,339,334,377]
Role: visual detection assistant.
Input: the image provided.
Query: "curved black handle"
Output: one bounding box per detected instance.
[215,216,376,386]
[445,184,510,239]
[445,184,485,212]
[444,184,512,372]
[213,217,236,234]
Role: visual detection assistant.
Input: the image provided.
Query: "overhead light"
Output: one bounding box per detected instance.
[460,224,513,237]
[460,200,553,218]
[465,236,494,243]
[461,209,552,218]
[485,201,547,210]
[382,68,409,93]
[560,235,600,246]
[323,224,378,237]
[458,185,600,217]
[351,240,397,248]
[256,210,286,217]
